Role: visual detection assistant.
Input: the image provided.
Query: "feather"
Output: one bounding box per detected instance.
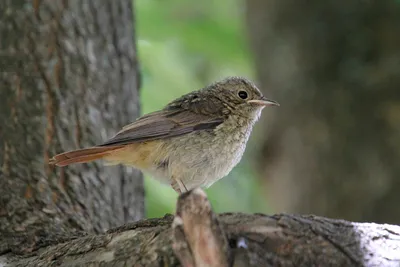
[99,96,227,146]
[49,146,124,166]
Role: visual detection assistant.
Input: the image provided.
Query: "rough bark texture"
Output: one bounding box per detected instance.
[0,0,143,255]
[246,0,400,223]
[0,189,399,267]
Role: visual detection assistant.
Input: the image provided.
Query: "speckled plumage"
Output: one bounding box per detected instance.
[50,76,278,193]
[159,113,257,189]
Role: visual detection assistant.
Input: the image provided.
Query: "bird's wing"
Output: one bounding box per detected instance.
[99,108,225,146]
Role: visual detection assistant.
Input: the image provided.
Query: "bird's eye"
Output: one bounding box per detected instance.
[238,90,248,99]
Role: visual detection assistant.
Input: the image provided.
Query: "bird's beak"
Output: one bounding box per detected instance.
[248,97,280,106]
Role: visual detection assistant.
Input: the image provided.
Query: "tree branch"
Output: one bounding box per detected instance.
[1,189,399,267]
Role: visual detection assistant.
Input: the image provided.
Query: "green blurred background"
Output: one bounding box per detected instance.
[135,0,269,217]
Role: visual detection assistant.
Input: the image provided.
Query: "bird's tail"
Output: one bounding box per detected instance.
[49,146,124,167]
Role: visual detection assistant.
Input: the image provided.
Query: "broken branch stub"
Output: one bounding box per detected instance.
[173,188,231,267]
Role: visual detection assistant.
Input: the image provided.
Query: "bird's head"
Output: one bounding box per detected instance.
[209,76,279,120]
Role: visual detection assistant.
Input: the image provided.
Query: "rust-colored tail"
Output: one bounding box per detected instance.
[49,146,124,167]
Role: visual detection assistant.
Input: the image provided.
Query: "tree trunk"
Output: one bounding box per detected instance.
[246,0,400,224]
[1,189,399,266]
[0,0,143,254]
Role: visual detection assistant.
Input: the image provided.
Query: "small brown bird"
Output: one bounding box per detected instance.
[50,77,278,193]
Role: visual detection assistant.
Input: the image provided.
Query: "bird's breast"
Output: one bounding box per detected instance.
[164,115,255,188]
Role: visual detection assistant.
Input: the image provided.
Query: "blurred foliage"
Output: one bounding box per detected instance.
[135,0,271,217]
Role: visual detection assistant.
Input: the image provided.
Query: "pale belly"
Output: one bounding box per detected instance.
[150,121,252,190]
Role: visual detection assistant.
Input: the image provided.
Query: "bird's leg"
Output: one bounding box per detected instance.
[171,181,181,194]
[177,178,188,193]
[171,178,188,194]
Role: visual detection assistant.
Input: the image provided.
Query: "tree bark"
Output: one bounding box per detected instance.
[0,189,399,267]
[246,0,400,223]
[0,0,143,254]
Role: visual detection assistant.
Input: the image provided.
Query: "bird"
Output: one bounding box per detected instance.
[49,77,279,193]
